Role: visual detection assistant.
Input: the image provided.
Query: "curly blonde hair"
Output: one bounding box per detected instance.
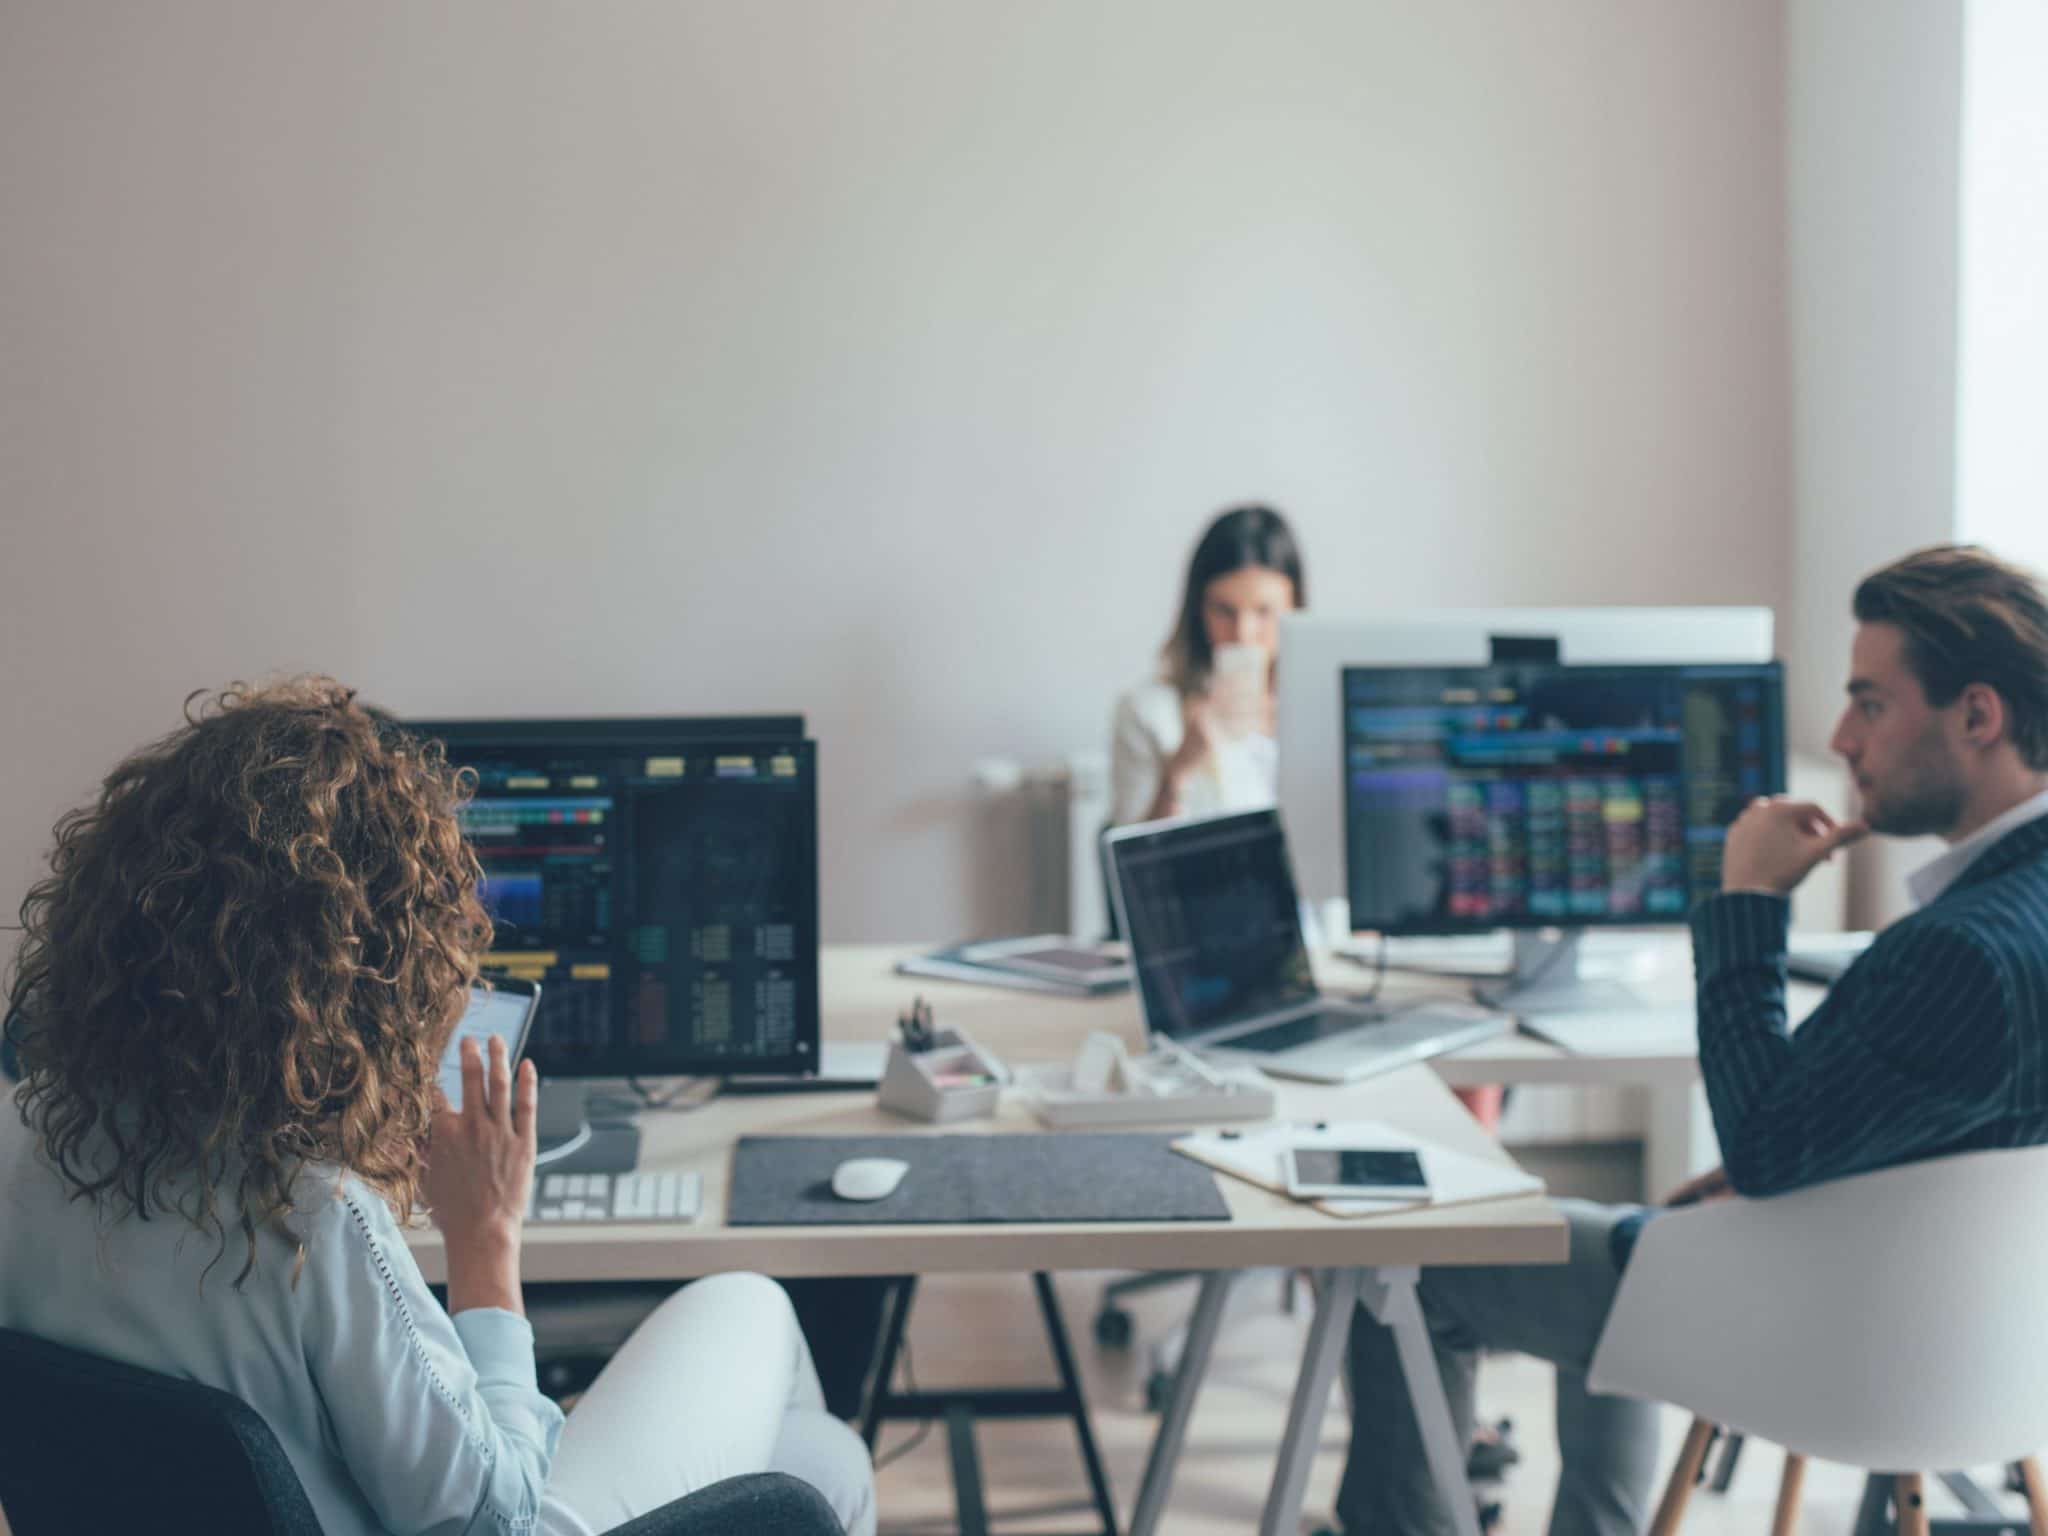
[5,677,491,1284]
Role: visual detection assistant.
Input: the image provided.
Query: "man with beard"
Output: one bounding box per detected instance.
[1332,544,2048,1536]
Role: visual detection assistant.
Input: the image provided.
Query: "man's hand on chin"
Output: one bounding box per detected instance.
[1721,796,1869,897]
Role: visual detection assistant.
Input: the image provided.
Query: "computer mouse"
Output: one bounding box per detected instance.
[831,1156,910,1202]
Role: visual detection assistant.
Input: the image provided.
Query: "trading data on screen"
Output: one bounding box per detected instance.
[1343,664,1783,932]
[453,741,815,1071]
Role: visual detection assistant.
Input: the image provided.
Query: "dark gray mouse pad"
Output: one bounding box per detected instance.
[726,1133,1231,1226]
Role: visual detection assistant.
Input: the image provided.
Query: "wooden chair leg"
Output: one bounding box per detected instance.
[1772,1453,1807,1536]
[1895,1474,1930,1536]
[1648,1418,1718,1536]
[2017,1457,2048,1536]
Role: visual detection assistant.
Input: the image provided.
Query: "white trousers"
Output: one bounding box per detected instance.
[544,1272,876,1536]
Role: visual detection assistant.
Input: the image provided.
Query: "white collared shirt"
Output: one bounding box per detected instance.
[1906,786,2048,908]
[0,1118,586,1536]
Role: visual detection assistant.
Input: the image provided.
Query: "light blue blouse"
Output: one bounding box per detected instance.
[0,1111,593,1536]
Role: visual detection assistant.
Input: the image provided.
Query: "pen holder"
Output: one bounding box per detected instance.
[877,1029,1005,1124]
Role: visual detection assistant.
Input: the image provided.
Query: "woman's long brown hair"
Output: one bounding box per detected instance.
[1160,505,1307,695]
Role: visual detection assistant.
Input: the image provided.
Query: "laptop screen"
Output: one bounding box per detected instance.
[1109,809,1318,1041]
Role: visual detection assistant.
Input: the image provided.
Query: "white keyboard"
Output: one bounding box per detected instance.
[528,1170,702,1225]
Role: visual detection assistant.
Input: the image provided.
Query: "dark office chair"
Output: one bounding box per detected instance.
[2,1005,22,1083]
[0,1327,844,1536]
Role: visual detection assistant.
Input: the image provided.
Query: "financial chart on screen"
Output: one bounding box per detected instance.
[1342,663,1783,934]
[426,723,818,1076]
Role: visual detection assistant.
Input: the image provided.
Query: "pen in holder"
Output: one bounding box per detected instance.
[877,1027,1006,1124]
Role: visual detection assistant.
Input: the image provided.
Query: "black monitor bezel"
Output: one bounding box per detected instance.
[407,716,820,1081]
[1339,660,1786,936]
[407,713,804,745]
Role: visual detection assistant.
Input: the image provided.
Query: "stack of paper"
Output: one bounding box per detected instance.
[895,937,1130,996]
[1172,1118,1544,1218]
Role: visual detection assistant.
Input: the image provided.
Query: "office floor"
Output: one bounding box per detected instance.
[870,1267,2027,1536]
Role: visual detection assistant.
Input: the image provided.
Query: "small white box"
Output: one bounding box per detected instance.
[1013,1055,1275,1130]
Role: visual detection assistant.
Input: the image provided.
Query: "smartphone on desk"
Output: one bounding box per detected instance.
[438,978,540,1112]
[1282,1146,1429,1201]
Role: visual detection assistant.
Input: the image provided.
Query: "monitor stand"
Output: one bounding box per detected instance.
[1476,931,1649,1015]
[533,1080,643,1176]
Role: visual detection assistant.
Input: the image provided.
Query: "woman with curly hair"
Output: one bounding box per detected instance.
[0,678,874,1536]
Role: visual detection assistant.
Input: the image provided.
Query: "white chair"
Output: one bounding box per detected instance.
[1588,1145,2048,1536]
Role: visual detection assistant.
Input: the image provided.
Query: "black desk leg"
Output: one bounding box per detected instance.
[948,1402,990,1536]
[861,1276,919,1453]
[1034,1271,1120,1536]
[859,1271,1121,1536]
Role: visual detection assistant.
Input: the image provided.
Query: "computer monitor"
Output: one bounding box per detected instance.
[1276,608,1776,912]
[409,714,818,1169]
[1341,661,1785,1009]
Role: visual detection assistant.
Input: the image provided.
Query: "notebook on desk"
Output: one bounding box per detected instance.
[1173,1119,1544,1219]
[895,937,1131,996]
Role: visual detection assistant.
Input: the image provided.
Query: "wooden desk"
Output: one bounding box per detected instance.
[405,1065,1561,1286]
[408,947,1566,1536]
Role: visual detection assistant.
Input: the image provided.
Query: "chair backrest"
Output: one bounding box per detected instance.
[0,1326,325,1535]
[1588,1144,2048,1471]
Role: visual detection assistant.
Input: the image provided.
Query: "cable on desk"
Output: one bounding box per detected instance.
[1337,937,1467,1019]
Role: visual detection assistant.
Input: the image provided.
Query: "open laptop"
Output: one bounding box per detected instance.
[1105,807,1510,1084]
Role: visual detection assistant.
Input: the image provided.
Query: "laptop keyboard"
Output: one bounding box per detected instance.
[1223,1011,1372,1054]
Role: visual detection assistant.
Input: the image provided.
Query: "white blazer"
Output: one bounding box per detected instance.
[1108,677,1278,827]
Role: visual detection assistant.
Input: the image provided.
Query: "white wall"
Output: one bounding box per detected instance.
[1,2,1792,940]
[1956,0,2048,573]
[1785,0,1964,926]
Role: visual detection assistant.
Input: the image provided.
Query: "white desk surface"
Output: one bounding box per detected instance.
[1345,934,1825,1087]
[405,945,1571,1285]
[825,936,1818,1086]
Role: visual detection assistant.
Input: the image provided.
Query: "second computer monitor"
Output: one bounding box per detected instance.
[1342,662,1785,934]
[413,716,819,1078]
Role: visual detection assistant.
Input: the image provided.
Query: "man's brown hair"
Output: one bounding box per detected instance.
[1853,544,2048,769]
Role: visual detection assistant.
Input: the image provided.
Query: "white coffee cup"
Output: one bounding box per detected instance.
[1209,642,1269,738]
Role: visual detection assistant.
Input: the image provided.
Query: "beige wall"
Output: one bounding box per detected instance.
[1,2,1792,941]
[1786,0,1964,926]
